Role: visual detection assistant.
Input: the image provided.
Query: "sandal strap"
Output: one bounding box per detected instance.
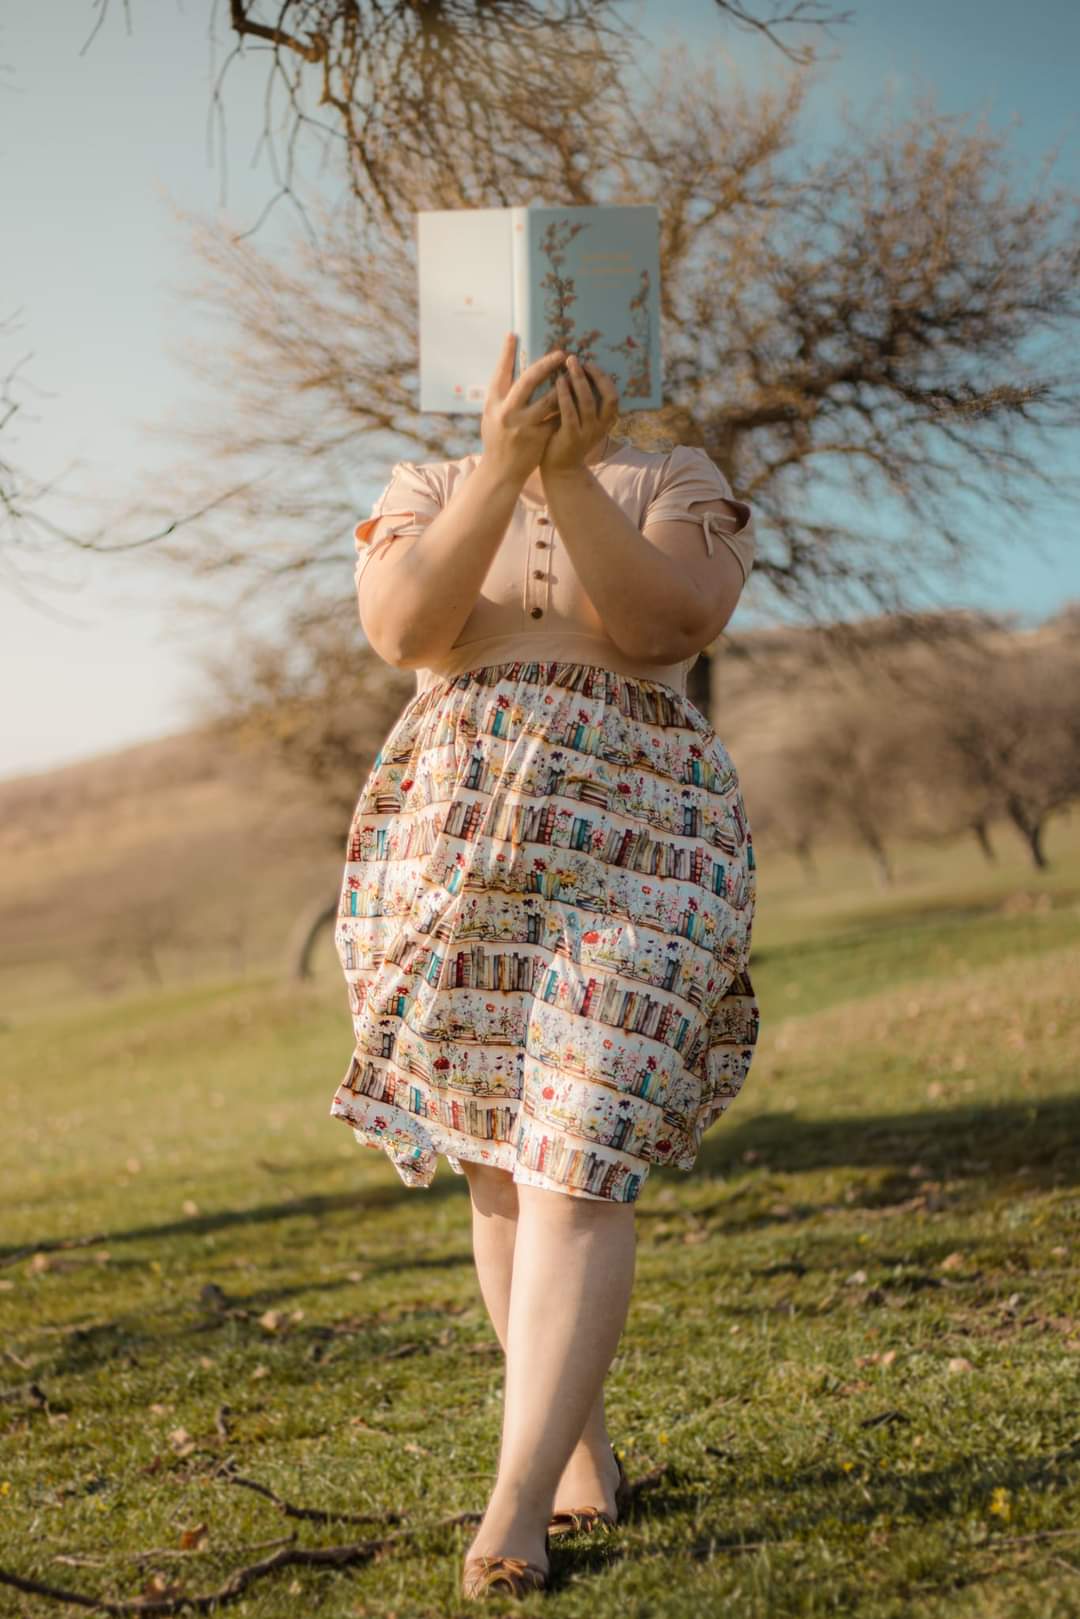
[462,1553,548,1596]
[614,1452,634,1516]
[548,1507,616,1531]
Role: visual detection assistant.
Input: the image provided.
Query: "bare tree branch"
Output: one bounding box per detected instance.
[132,53,1080,648]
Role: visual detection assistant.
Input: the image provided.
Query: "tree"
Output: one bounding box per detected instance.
[210,0,852,235]
[190,605,415,976]
[719,607,1080,881]
[2,2,851,584]
[142,52,1080,632]
[927,634,1080,871]
[68,16,1080,961]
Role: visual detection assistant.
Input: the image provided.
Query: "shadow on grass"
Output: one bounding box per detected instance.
[0,1168,465,1265]
[9,1095,1078,1268]
[49,1276,477,1379]
[559,1445,1080,1578]
[693,1093,1080,1193]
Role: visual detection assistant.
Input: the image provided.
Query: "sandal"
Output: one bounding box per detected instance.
[461,1531,551,1601]
[547,1446,632,1538]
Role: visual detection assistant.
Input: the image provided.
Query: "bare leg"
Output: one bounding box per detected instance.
[461,1163,623,1513]
[463,1180,637,1570]
[462,1161,519,1344]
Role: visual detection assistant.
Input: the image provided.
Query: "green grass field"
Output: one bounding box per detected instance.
[2,816,1078,1617]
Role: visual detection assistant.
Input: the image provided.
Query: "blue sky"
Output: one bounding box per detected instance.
[1,0,1078,779]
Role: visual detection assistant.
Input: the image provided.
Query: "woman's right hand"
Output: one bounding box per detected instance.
[480,333,566,484]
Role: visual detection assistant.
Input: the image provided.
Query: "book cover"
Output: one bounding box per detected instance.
[417,204,661,415]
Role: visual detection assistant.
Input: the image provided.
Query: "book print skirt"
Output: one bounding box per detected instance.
[330,660,760,1204]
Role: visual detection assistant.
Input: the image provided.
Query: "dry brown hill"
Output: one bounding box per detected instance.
[0,724,343,1019]
[2,607,1070,1020]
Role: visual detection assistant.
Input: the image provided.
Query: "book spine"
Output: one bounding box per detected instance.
[511,206,529,381]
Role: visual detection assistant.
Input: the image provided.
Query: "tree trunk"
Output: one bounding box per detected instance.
[1006,800,1049,870]
[794,834,818,882]
[859,825,893,887]
[288,894,340,981]
[1022,819,1048,870]
[686,651,712,718]
[971,817,997,863]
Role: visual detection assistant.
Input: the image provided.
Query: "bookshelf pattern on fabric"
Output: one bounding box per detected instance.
[330,660,760,1205]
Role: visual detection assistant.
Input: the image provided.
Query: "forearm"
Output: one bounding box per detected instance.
[541,466,736,663]
[358,457,524,667]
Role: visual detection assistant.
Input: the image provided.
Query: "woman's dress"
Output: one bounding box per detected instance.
[329,436,761,1203]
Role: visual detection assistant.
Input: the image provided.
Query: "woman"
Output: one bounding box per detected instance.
[330,332,761,1600]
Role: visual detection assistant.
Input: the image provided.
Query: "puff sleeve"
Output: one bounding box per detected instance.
[642,444,756,586]
[353,459,443,584]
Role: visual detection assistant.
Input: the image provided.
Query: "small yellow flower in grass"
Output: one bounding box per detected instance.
[658,1432,669,1445]
[988,1487,1012,1521]
[857,1233,870,1245]
[0,1481,11,1496]
[842,1461,855,1473]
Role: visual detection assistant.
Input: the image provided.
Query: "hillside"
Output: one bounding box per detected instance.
[0,724,344,1020]
[1,608,1073,1023]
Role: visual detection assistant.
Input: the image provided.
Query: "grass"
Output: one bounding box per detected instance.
[1,814,1078,1617]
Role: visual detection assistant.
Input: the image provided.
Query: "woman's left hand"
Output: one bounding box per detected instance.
[538,354,620,477]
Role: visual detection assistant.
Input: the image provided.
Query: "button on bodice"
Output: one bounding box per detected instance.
[524,504,553,621]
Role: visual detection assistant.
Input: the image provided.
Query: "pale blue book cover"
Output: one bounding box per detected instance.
[417,204,662,414]
[514,204,661,410]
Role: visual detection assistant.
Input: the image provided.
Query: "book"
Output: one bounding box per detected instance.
[417,204,662,415]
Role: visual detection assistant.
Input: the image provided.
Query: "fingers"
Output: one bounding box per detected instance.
[582,359,615,414]
[496,332,567,410]
[553,372,582,432]
[491,331,515,394]
[512,352,568,416]
[490,335,620,444]
[564,354,597,428]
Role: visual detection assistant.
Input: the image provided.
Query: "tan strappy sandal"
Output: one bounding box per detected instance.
[547,1446,632,1538]
[461,1531,551,1601]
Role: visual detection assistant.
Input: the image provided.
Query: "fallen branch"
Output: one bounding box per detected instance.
[52,1535,295,1569]
[1,1234,109,1271]
[2,1533,398,1614]
[0,1381,49,1412]
[623,1463,672,1501]
[1,1514,477,1614]
[216,1458,415,1527]
[0,1458,663,1611]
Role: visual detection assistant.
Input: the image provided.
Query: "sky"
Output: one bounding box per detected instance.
[1,0,1078,781]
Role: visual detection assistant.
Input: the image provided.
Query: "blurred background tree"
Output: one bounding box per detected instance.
[6,1,1077,982]
[122,5,1078,962]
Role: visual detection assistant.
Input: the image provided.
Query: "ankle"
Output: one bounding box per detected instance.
[486,1476,555,1522]
[571,1431,616,1465]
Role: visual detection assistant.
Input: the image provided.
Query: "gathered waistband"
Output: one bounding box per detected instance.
[413,633,695,697]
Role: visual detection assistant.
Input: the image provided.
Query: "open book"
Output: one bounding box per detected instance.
[417,204,662,415]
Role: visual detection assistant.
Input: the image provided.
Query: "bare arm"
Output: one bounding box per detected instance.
[357,336,567,668]
[541,462,747,663]
[357,457,525,667]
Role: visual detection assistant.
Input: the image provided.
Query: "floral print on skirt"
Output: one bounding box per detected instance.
[330,661,760,1204]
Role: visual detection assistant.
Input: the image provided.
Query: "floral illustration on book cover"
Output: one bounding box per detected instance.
[538,218,653,399]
